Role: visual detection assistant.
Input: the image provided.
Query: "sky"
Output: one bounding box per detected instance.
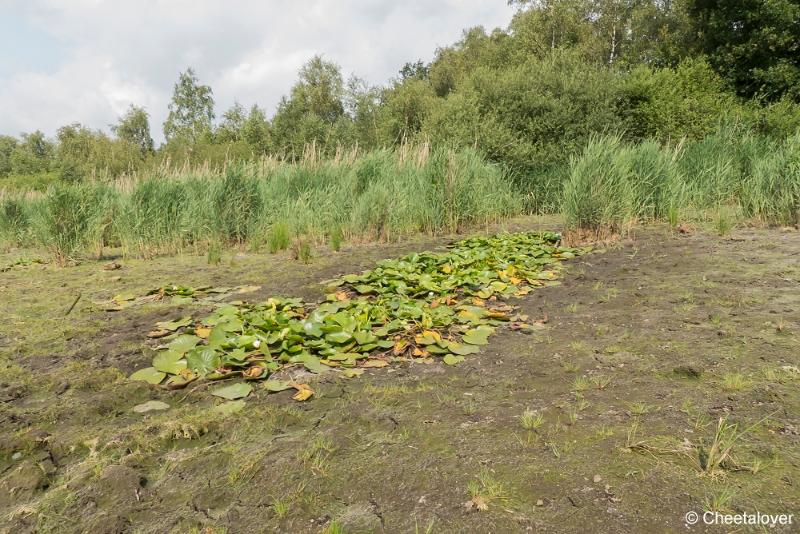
[0,1,517,143]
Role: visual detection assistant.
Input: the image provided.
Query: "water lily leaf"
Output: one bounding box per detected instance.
[300,355,330,374]
[235,285,261,294]
[291,384,314,401]
[354,284,376,294]
[164,369,197,389]
[242,365,267,379]
[186,346,220,374]
[463,329,491,345]
[167,334,201,355]
[130,367,165,385]
[264,380,293,392]
[207,326,228,348]
[362,359,389,368]
[353,331,377,345]
[212,382,252,400]
[448,342,480,355]
[414,330,441,345]
[342,368,364,378]
[302,320,323,337]
[195,326,211,339]
[325,331,352,344]
[153,350,187,374]
[155,316,192,332]
[443,354,465,365]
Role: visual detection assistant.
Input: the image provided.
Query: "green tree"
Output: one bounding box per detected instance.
[163,68,216,142]
[271,56,347,155]
[216,102,247,143]
[112,105,154,153]
[379,78,438,144]
[617,57,738,140]
[10,131,53,175]
[0,135,17,176]
[241,105,272,154]
[345,76,382,149]
[399,60,429,81]
[686,0,800,100]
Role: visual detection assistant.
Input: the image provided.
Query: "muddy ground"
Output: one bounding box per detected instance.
[1,218,798,533]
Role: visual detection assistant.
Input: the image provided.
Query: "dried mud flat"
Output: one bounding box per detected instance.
[1,221,798,533]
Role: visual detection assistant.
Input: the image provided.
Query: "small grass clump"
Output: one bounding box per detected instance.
[520,408,544,431]
[267,221,291,253]
[721,372,750,392]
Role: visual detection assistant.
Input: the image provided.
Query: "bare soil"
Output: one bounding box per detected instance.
[1,219,798,533]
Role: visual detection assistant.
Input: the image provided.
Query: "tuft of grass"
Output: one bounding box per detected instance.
[572,375,590,392]
[713,207,734,237]
[267,221,291,253]
[322,521,347,534]
[520,409,544,431]
[207,240,222,265]
[590,375,611,390]
[721,373,750,392]
[467,471,509,510]
[628,402,654,416]
[272,497,290,519]
[703,487,736,513]
[329,226,343,252]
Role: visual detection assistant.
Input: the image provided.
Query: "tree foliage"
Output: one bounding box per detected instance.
[685,0,800,100]
[163,68,215,143]
[113,105,154,153]
[2,0,800,190]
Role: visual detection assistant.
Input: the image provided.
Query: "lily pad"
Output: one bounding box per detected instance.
[167,334,201,355]
[443,354,465,365]
[211,383,253,400]
[130,367,165,385]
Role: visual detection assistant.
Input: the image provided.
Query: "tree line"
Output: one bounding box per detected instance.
[1,0,798,188]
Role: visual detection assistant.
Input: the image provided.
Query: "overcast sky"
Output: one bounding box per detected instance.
[0,1,516,143]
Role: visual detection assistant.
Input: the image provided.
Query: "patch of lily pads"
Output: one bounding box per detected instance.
[95,284,262,311]
[130,232,588,401]
[0,256,46,272]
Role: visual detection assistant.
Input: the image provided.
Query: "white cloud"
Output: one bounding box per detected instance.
[0,0,515,143]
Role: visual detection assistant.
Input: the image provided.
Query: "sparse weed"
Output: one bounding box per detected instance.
[703,487,736,512]
[721,373,750,392]
[590,375,611,390]
[520,409,544,431]
[572,375,590,392]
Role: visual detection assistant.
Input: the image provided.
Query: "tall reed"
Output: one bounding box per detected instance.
[3,146,520,261]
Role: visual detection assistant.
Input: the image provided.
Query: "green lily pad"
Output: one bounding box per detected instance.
[448,342,480,355]
[167,334,201,355]
[462,329,491,346]
[211,383,253,400]
[186,347,220,374]
[153,350,187,374]
[130,367,165,385]
[155,316,192,332]
[443,354,465,365]
[264,380,293,392]
[325,331,352,344]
